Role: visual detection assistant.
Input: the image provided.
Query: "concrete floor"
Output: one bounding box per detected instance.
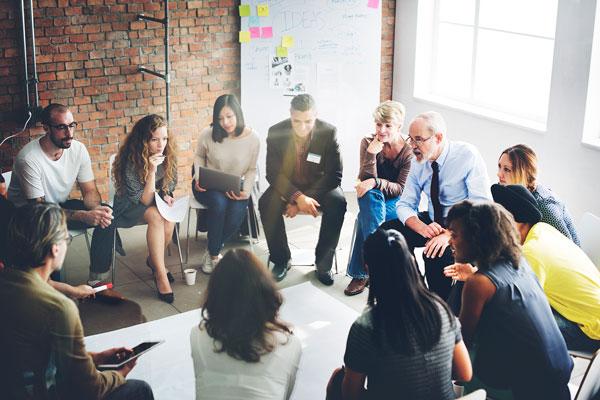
[63,193,365,335]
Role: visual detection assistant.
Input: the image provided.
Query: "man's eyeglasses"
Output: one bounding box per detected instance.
[47,122,78,132]
[406,135,434,146]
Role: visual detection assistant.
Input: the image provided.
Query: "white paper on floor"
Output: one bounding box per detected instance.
[85,282,360,400]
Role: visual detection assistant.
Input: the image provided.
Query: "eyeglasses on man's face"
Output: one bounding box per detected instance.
[406,135,434,146]
[47,122,78,132]
[62,234,73,246]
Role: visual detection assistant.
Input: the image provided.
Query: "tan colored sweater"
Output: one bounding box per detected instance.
[358,135,413,199]
[0,268,124,400]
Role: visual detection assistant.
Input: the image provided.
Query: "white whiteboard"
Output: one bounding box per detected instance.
[241,0,382,190]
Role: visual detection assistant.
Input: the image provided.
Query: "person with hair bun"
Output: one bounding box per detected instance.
[190,249,301,400]
[497,144,580,245]
[344,100,413,296]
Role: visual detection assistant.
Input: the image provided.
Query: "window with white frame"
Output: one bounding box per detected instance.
[414,0,558,131]
[582,0,600,148]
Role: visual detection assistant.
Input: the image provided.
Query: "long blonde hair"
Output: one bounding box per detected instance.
[113,114,177,194]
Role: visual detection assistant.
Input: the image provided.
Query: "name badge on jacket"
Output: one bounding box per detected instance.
[307,152,321,164]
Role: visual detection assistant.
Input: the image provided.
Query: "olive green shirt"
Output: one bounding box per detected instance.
[0,268,124,399]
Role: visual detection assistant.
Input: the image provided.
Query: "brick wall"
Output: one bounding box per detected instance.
[0,0,395,199]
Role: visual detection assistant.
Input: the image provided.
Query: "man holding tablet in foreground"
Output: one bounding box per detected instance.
[0,203,154,400]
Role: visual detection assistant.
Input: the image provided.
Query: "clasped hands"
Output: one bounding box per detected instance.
[418,221,451,258]
[285,194,320,218]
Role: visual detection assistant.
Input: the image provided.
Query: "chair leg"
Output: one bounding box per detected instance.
[346,217,358,272]
[174,223,185,277]
[186,206,191,264]
[246,206,254,253]
[334,250,339,274]
[112,228,117,285]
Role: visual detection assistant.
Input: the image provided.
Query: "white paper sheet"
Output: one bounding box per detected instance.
[154,193,189,223]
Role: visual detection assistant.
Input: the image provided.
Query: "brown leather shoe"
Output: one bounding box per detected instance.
[344,278,369,296]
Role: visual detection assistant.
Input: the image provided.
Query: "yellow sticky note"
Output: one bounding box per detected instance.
[276,46,288,57]
[257,3,269,17]
[239,31,251,43]
[239,4,251,17]
[282,35,294,48]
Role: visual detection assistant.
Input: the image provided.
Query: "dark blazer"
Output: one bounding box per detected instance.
[265,118,342,201]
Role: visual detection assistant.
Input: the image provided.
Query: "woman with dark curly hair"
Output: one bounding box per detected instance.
[445,200,572,400]
[112,114,177,303]
[190,249,301,400]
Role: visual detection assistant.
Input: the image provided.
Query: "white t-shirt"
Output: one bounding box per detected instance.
[8,137,94,207]
[190,326,302,400]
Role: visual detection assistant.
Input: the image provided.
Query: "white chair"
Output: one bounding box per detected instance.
[579,212,600,269]
[572,349,600,400]
[457,389,486,400]
[108,154,185,285]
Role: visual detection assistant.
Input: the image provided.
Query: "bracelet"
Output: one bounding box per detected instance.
[374,177,380,188]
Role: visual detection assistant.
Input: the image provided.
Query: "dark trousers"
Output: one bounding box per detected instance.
[61,199,117,275]
[105,379,154,400]
[259,186,347,273]
[381,211,454,300]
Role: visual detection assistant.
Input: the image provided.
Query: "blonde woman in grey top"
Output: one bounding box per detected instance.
[193,94,260,273]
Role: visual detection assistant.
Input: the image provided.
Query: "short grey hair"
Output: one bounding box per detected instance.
[412,111,447,136]
[290,94,316,112]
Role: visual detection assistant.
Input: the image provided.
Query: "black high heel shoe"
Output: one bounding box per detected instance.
[146,257,174,283]
[152,274,174,304]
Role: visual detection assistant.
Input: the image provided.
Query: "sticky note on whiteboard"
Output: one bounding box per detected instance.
[261,26,273,39]
[276,46,288,57]
[239,31,251,43]
[249,27,260,39]
[248,15,260,27]
[367,0,379,8]
[282,35,294,48]
[239,4,251,17]
[257,3,269,17]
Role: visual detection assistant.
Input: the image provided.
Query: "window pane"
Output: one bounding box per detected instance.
[439,0,475,25]
[479,0,558,38]
[473,29,554,121]
[433,23,474,99]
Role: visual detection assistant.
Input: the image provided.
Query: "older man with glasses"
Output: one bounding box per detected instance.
[8,103,122,293]
[381,111,491,302]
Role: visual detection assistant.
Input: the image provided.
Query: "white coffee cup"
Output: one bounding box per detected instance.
[184,268,197,286]
[453,382,465,397]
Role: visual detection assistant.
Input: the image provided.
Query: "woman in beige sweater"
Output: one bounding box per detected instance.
[193,94,260,273]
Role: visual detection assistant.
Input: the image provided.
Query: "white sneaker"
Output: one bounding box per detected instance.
[201,254,222,274]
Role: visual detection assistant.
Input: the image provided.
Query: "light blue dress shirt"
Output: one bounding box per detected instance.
[396,140,492,224]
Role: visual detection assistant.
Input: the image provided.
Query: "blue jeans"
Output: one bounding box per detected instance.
[193,190,249,257]
[347,189,398,279]
[553,308,600,352]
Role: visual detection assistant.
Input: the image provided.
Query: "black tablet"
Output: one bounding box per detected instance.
[97,341,164,370]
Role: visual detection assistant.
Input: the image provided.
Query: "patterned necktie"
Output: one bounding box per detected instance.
[430,161,443,224]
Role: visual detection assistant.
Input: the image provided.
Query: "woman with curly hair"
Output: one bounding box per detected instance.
[190,249,302,400]
[445,200,572,400]
[112,114,177,303]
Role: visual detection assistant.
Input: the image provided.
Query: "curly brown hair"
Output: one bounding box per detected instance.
[447,200,522,269]
[200,249,292,363]
[113,114,177,195]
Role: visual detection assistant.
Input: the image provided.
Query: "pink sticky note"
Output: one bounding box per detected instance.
[367,0,379,8]
[249,27,260,38]
[261,26,273,39]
